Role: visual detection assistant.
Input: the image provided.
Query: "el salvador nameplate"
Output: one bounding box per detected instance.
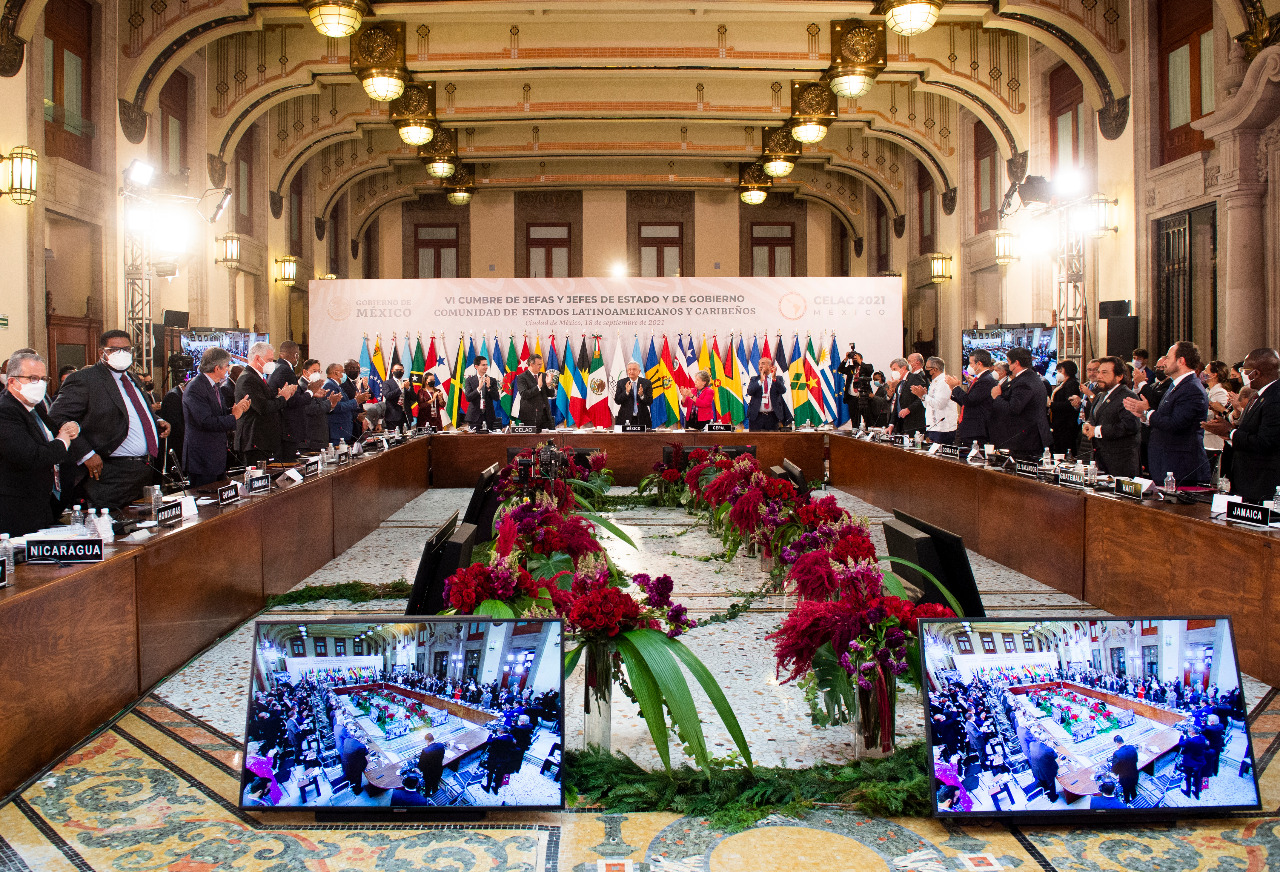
[1226,501,1273,527]
[218,483,240,506]
[27,538,104,563]
[1014,460,1042,478]
[707,423,734,432]
[621,423,648,433]
[248,474,272,495]
[510,425,537,434]
[303,458,320,477]
[155,501,184,526]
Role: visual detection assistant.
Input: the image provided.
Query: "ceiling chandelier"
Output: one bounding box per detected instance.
[303,0,369,39]
[350,22,409,102]
[739,161,772,205]
[788,80,838,144]
[420,128,458,179]
[761,126,801,178]
[824,19,887,100]
[390,83,437,146]
[881,0,944,38]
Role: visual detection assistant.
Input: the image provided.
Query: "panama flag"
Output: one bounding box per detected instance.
[557,335,576,427]
[431,336,451,410]
[720,335,746,427]
[658,335,683,425]
[569,336,589,426]
[546,336,564,426]
[587,338,613,427]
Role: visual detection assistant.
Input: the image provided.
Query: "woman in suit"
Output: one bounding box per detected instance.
[1048,360,1082,456]
[680,370,715,430]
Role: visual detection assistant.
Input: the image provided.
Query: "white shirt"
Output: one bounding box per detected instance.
[1204,382,1230,451]
[922,373,958,432]
[109,368,154,457]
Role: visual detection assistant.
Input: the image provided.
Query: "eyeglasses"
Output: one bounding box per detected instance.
[9,375,49,384]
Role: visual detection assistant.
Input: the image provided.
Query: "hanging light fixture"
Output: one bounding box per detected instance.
[928,252,953,284]
[445,164,474,205]
[420,127,458,178]
[350,22,408,102]
[738,161,771,205]
[788,80,838,144]
[880,0,944,37]
[994,228,1019,266]
[1,145,38,205]
[304,0,369,38]
[824,19,887,100]
[390,83,436,146]
[761,126,801,178]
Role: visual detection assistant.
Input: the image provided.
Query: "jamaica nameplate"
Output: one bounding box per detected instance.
[27,538,104,563]
[1226,501,1273,527]
[248,474,272,495]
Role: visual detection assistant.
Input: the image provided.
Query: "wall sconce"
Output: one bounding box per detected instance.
[994,228,1019,266]
[1081,195,1118,238]
[215,233,241,266]
[788,80,838,144]
[761,126,801,178]
[390,83,436,146]
[350,21,408,102]
[824,19,886,100]
[879,0,944,37]
[1,146,38,205]
[928,252,952,284]
[304,0,369,38]
[275,255,299,283]
[738,161,772,205]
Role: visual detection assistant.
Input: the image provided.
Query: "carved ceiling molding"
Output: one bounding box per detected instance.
[1238,0,1280,63]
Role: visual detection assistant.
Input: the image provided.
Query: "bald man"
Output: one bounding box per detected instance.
[1204,347,1280,503]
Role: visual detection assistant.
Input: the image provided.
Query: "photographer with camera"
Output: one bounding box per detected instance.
[837,345,874,429]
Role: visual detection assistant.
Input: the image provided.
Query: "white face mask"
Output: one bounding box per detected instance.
[262,361,277,376]
[18,380,46,406]
[308,371,324,383]
[105,349,133,372]
[1241,371,1252,388]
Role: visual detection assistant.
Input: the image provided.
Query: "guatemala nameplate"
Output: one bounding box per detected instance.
[155,501,184,526]
[1058,470,1087,489]
[26,538,104,563]
[1226,501,1273,527]
[218,483,241,505]
[248,474,272,495]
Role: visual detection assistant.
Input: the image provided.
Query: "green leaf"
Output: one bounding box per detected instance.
[877,556,964,617]
[533,551,575,582]
[614,635,672,769]
[622,628,708,772]
[658,634,754,770]
[474,599,517,619]
[570,476,605,495]
[581,511,637,549]
[563,644,584,677]
[880,569,908,600]
[810,642,858,726]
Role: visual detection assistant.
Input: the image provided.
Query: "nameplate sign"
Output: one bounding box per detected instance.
[155,501,184,527]
[1058,471,1088,489]
[1114,478,1147,500]
[510,425,537,434]
[1014,460,1042,478]
[218,483,240,506]
[419,425,436,434]
[248,474,272,495]
[303,458,320,477]
[1226,501,1273,527]
[27,538,104,563]
[935,444,964,460]
[621,423,649,433]
[334,451,350,465]
[707,423,734,432]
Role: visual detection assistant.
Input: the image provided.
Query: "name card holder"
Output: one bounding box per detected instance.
[1226,501,1274,527]
[218,483,240,506]
[621,423,649,433]
[1113,478,1148,500]
[248,473,272,495]
[1058,471,1088,489]
[303,458,320,477]
[936,444,963,460]
[155,501,184,527]
[510,425,537,435]
[1014,460,1042,478]
[707,422,734,432]
[334,451,350,465]
[27,538,104,563]
[419,425,437,434]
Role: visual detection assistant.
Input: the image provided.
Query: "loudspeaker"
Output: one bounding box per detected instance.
[162,309,190,328]
[1098,300,1131,319]
[1105,316,1139,358]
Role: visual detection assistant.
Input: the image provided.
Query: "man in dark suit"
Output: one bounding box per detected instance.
[383,362,407,431]
[746,357,792,431]
[268,340,309,461]
[1089,781,1129,809]
[324,363,368,445]
[234,342,298,465]
[183,348,251,487]
[219,365,243,412]
[989,347,1051,458]
[0,351,81,535]
[339,733,369,796]
[417,734,448,795]
[464,355,502,431]
[1109,733,1140,803]
[837,348,873,429]
[1177,729,1210,799]
[1124,341,1210,486]
[1081,356,1141,477]
[887,356,926,437]
[1204,347,1280,503]
[159,378,187,477]
[948,349,997,446]
[49,329,173,509]
[515,353,556,430]
[389,772,433,806]
[1201,714,1226,776]
[1026,734,1060,802]
[613,360,653,427]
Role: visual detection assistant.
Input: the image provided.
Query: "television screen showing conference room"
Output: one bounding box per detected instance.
[241,618,563,810]
[921,618,1260,816]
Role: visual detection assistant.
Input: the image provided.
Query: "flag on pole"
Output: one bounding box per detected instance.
[491,336,509,426]
[432,337,451,409]
[390,334,402,372]
[502,336,520,420]
[707,335,725,421]
[403,334,414,375]
[817,334,840,426]
[371,335,388,380]
[795,335,823,427]
[586,338,612,427]
[519,336,531,371]
[697,334,710,375]
[720,334,746,427]
[787,334,807,418]
[358,336,377,400]
[533,334,543,362]
[737,334,754,401]
[569,336,589,425]
[773,333,787,371]
[447,335,468,426]
[828,333,848,427]
[658,335,683,425]
[645,336,668,428]
[546,336,563,426]
[608,333,628,419]
[557,335,576,427]
[412,335,426,380]
[631,334,644,370]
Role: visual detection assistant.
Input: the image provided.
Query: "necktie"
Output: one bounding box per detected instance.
[480,378,485,411]
[631,380,637,415]
[763,379,771,412]
[120,373,159,457]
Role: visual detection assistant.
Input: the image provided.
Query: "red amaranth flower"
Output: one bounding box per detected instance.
[787,549,839,601]
[830,527,876,564]
[766,598,864,684]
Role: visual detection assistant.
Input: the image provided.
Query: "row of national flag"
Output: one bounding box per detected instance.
[351,331,856,430]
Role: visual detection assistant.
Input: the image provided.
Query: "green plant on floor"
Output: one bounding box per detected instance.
[267,579,412,607]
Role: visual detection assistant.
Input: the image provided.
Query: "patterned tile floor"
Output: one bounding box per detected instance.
[5,484,1280,871]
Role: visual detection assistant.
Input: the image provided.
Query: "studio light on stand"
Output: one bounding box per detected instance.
[196,187,233,223]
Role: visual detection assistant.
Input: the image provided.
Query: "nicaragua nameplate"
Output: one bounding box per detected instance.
[621,423,648,433]
[248,473,272,495]
[218,483,240,506]
[1114,478,1146,499]
[155,500,184,526]
[1226,501,1273,526]
[303,458,320,477]
[707,423,734,432]
[510,425,537,434]
[1014,460,1043,478]
[27,538,104,563]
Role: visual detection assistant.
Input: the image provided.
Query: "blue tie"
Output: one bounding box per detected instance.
[632,380,637,415]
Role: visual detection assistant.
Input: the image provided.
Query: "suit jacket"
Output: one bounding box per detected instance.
[1087,385,1141,477]
[49,362,165,460]
[382,378,407,429]
[952,370,996,446]
[182,374,237,480]
[991,368,1051,457]
[515,370,555,429]
[745,375,793,427]
[1147,374,1210,485]
[890,371,927,434]
[416,742,447,793]
[0,392,70,535]
[1229,381,1280,503]
[464,374,502,429]
[234,367,286,455]
[836,359,872,401]
[1110,744,1139,781]
[613,375,653,426]
[269,362,310,445]
[159,386,186,463]
[1048,377,1082,450]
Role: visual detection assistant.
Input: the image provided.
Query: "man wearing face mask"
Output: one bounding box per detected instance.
[183,347,253,486]
[340,359,368,439]
[50,330,172,509]
[234,341,298,465]
[268,340,309,461]
[298,359,342,450]
[383,363,408,430]
[1203,347,1280,503]
[947,349,996,446]
[324,363,368,444]
[0,351,82,535]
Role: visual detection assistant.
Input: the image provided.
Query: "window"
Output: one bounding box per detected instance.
[917,163,935,254]
[159,72,189,179]
[1159,0,1214,164]
[1003,633,1016,653]
[1110,646,1125,675]
[290,637,305,656]
[415,224,458,278]
[751,224,793,277]
[464,649,481,680]
[43,0,93,169]
[313,637,327,656]
[353,638,363,655]
[1049,63,1083,175]
[956,634,973,654]
[874,197,890,274]
[1140,620,1158,636]
[527,224,570,278]
[980,632,996,654]
[1023,632,1035,653]
[973,123,999,234]
[467,622,484,640]
[234,133,254,235]
[334,638,346,656]
[639,224,682,277]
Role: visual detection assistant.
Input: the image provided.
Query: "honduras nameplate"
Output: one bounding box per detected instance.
[1014,460,1042,478]
[1226,501,1273,527]
[155,500,184,526]
[248,474,272,495]
[510,425,537,434]
[707,423,734,432]
[303,458,320,477]
[27,538,104,563]
[218,483,240,506]
[621,423,648,433]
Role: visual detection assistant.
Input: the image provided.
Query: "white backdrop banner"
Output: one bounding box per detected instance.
[308,276,903,369]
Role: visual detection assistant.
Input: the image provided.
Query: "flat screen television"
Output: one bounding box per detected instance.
[177,329,271,382]
[920,616,1259,819]
[461,462,501,540]
[405,512,467,615]
[961,325,1057,376]
[890,510,984,618]
[241,616,564,818]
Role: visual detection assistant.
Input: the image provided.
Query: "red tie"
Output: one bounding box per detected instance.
[120,374,159,457]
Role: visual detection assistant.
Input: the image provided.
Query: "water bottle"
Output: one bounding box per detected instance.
[1217,476,1231,495]
[913,430,923,449]
[0,534,12,585]
[244,465,255,488]
[98,509,115,542]
[151,485,164,516]
[1074,459,1085,477]
[1041,447,1053,468]
[1087,461,1098,486]
[1164,471,1177,495]
[70,504,86,536]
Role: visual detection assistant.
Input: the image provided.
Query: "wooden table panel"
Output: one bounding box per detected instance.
[429,433,549,488]
[263,474,334,596]
[976,472,1086,599]
[0,552,140,798]
[830,435,903,512]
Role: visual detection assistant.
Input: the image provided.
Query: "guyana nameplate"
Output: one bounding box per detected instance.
[335,451,349,465]
[1226,501,1273,527]
[27,538,104,563]
[155,501,184,526]
[248,474,272,495]
[218,483,240,506]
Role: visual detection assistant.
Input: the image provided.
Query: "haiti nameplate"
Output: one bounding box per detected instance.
[218,483,240,506]
[1226,501,1273,527]
[303,458,320,477]
[155,501,184,526]
[27,538,104,563]
[621,423,648,433]
[1114,478,1147,499]
[248,473,272,495]
[707,423,734,432]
